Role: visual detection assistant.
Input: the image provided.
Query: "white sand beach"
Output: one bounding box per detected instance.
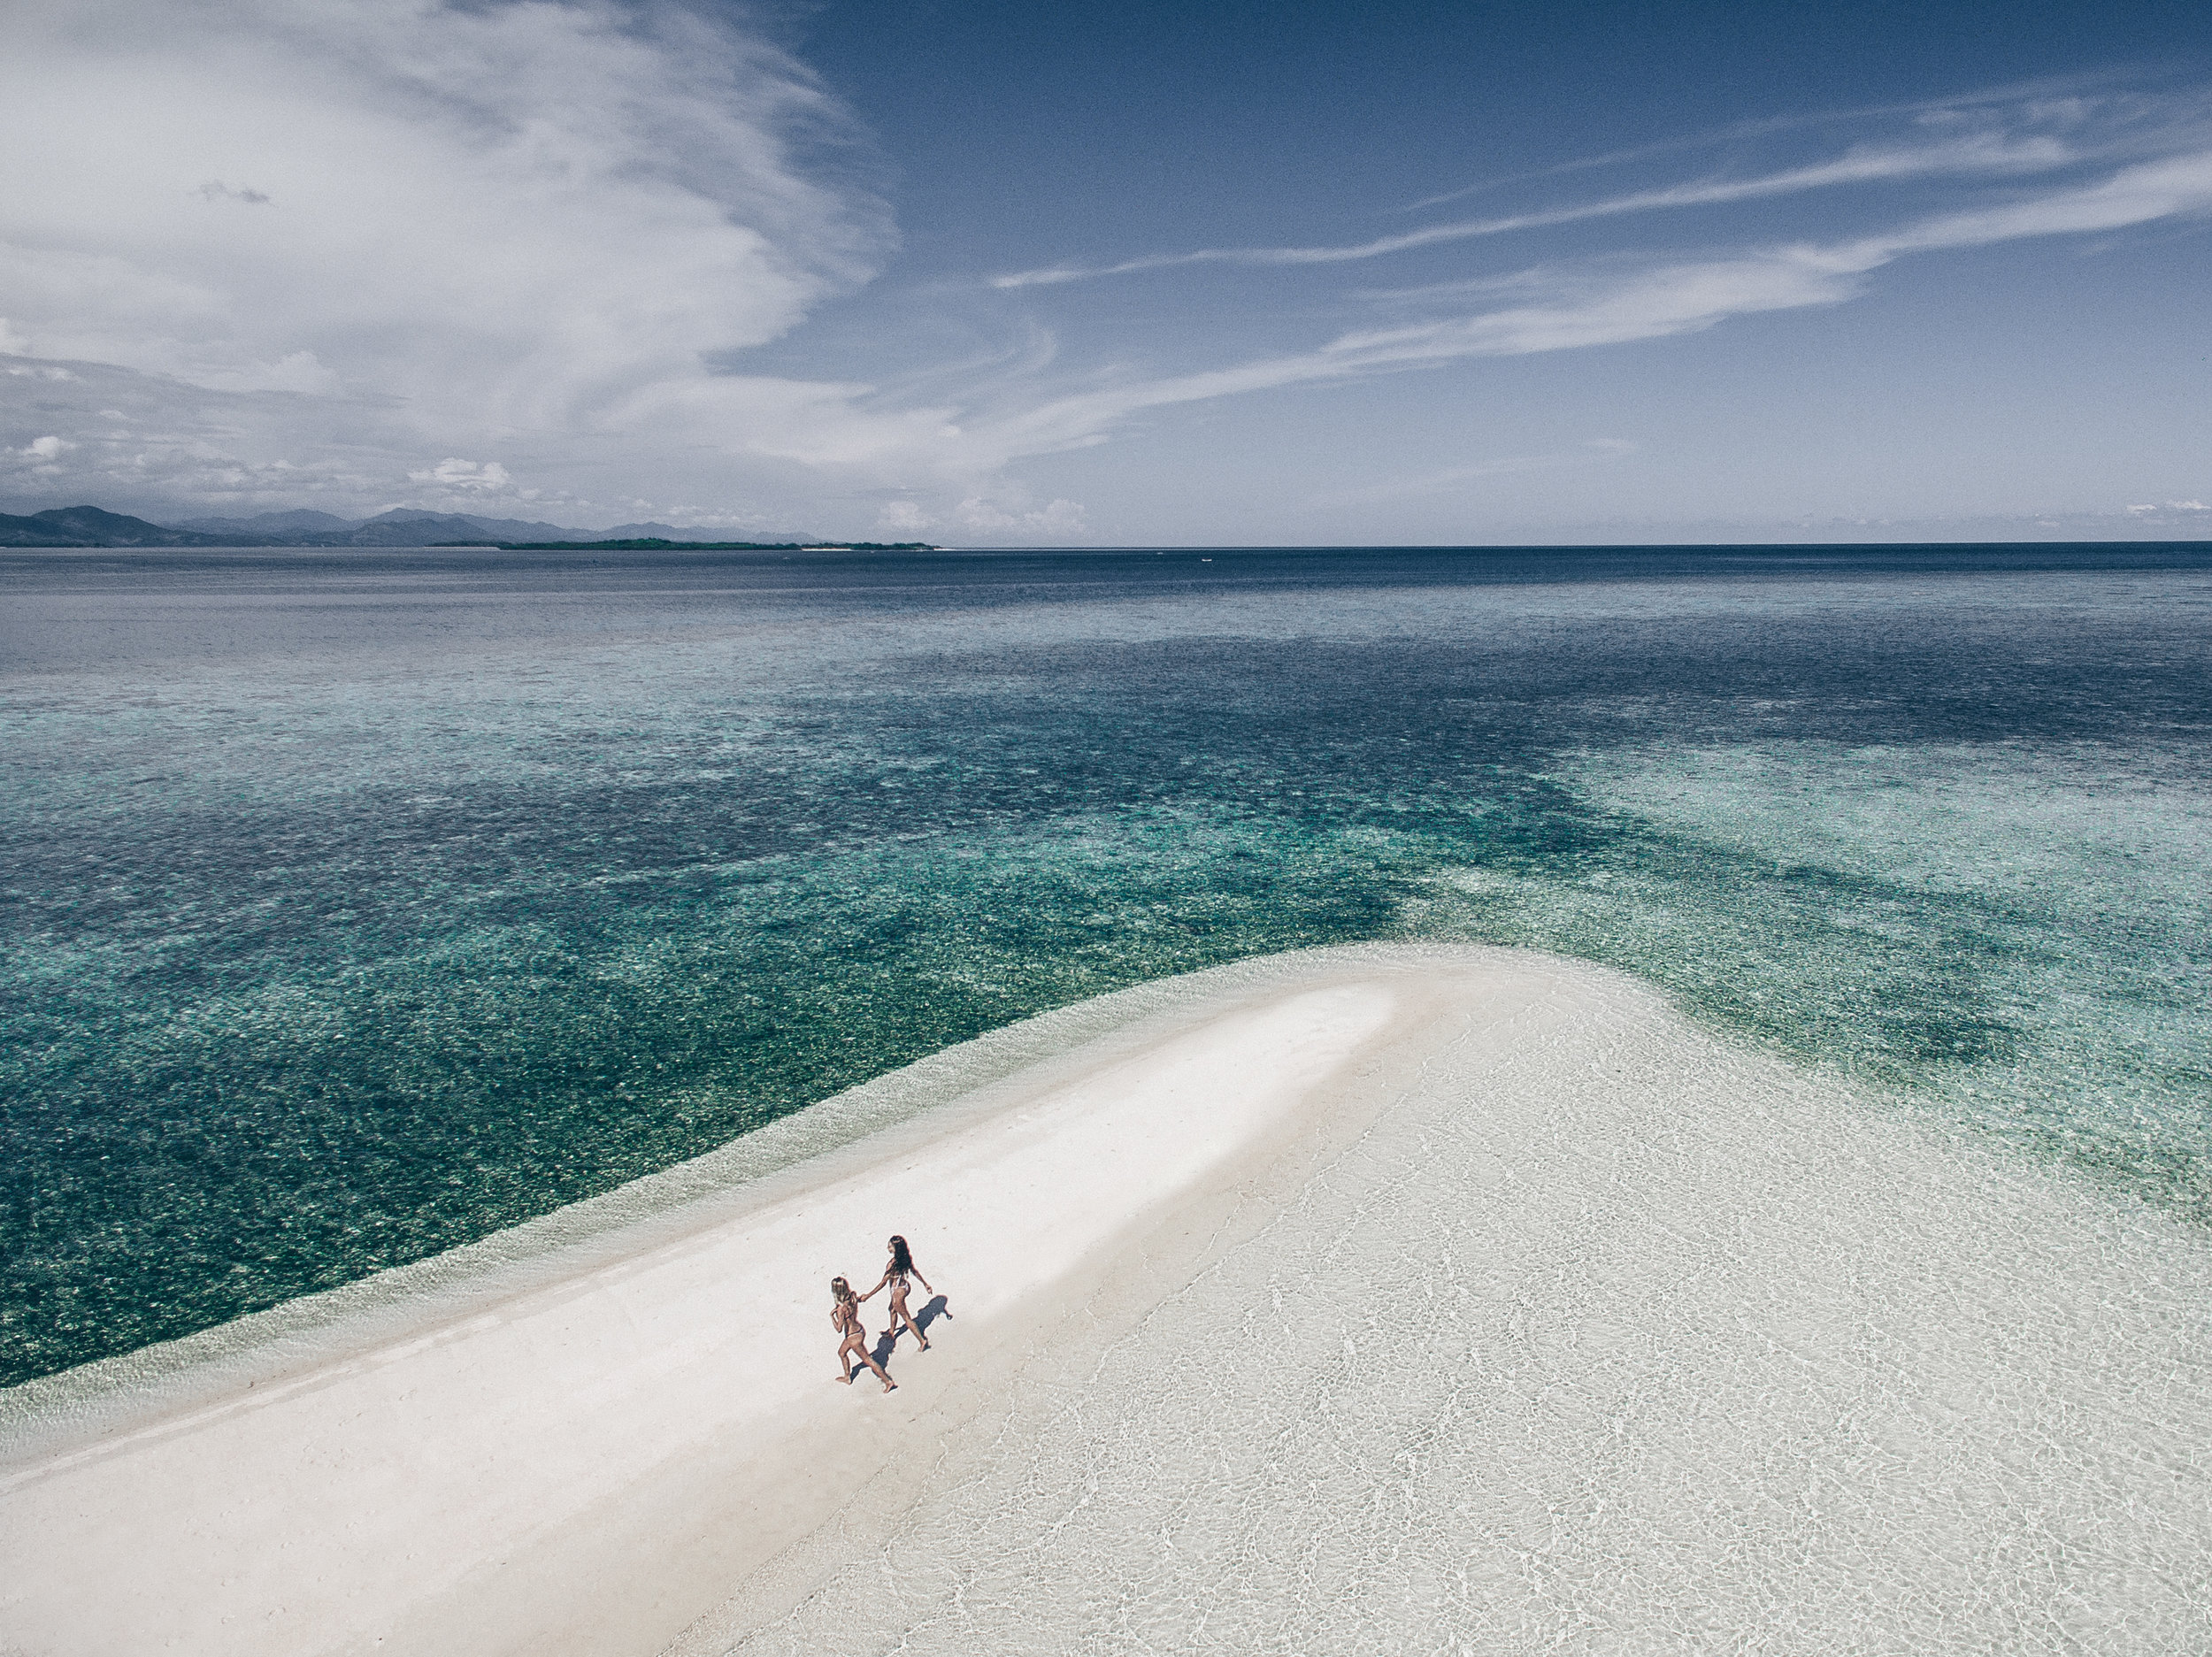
[4,946,2208,1655]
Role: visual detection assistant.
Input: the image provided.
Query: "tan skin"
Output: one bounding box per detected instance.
[858,1239,933,1353]
[830,1277,894,1392]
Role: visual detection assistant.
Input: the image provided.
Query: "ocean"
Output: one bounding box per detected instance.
[4,542,2208,1388]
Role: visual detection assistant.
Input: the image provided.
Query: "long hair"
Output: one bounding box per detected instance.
[888,1235,915,1276]
[831,1276,855,1306]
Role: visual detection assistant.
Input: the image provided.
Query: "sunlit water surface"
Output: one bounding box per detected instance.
[4,544,2208,1385]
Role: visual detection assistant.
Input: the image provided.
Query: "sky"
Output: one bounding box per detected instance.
[1,0,2208,543]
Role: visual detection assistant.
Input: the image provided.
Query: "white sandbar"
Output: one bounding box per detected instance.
[3,947,2208,1655]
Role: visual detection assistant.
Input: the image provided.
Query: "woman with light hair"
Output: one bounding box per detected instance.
[830,1276,894,1392]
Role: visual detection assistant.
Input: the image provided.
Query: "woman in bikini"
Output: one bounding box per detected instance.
[830,1276,895,1392]
[858,1234,934,1353]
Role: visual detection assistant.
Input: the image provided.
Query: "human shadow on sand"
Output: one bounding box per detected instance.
[872,1296,951,1367]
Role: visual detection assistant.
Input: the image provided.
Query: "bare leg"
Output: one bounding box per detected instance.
[837,1338,860,1383]
[894,1296,929,1350]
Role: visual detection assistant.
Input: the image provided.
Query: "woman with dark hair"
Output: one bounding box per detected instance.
[830,1276,894,1392]
[859,1234,935,1353]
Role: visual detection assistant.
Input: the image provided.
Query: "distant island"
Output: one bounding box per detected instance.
[0,505,933,550]
[431,538,938,552]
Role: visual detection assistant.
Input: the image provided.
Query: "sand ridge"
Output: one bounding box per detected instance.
[0,950,1491,1655]
[4,946,2207,1656]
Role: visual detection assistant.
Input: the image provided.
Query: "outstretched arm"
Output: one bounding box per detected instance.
[915,1269,934,1295]
[857,1269,890,1302]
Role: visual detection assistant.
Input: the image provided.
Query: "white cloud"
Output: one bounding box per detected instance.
[4,431,76,479]
[877,499,933,533]
[954,495,1087,536]
[0,0,895,509]
[408,457,513,493]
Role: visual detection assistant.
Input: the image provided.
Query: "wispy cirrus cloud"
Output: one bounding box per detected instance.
[958,143,2212,461]
[1387,75,2158,213]
[990,88,2212,291]
[992,131,2078,290]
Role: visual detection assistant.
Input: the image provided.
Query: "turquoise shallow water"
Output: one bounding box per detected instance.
[4,544,2208,1385]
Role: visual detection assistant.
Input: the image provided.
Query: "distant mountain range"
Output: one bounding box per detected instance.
[0,505,825,548]
[0,506,247,548]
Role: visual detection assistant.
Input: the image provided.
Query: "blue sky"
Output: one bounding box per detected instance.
[2,0,2208,541]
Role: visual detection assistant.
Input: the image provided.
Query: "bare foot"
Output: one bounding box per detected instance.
[837,1373,853,1385]
[881,1379,896,1392]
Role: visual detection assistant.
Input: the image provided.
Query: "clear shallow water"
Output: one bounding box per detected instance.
[4,544,2209,1386]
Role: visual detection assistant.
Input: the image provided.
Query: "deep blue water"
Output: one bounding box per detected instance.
[4,543,2208,1385]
